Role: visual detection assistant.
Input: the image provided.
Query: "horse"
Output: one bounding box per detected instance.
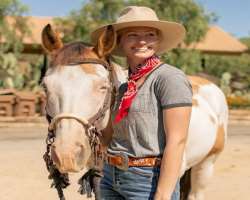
[41,24,228,200]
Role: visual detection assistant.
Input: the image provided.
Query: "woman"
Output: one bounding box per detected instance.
[91,6,192,200]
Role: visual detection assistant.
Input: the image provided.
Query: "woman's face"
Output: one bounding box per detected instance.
[119,27,160,64]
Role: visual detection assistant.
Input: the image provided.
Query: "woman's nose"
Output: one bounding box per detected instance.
[137,37,147,45]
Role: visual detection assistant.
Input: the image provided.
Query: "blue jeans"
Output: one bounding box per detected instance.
[100,163,180,200]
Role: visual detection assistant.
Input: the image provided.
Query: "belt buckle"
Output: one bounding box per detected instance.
[116,153,129,171]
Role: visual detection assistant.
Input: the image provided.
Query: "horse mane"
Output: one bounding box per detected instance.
[51,41,98,67]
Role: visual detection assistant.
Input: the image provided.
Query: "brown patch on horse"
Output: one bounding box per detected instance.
[79,48,100,74]
[188,76,212,94]
[207,124,225,157]
[81,64,97,75]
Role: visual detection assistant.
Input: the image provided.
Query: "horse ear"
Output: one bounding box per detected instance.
[94,25,117,58]
[41,24,63,53]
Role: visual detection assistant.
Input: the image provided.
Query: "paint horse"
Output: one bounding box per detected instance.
[41,24,228,200]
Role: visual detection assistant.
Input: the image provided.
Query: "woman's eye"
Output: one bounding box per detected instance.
[100,86,108,91]
[147,32,157,37]
[127,33,137,38]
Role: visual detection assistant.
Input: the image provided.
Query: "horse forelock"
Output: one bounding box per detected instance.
[51,42,99,68]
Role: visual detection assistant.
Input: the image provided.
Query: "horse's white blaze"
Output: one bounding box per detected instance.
[95,64,110,78]
[44,65,109,119]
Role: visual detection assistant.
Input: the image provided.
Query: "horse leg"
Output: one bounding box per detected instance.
[188,155,216,200]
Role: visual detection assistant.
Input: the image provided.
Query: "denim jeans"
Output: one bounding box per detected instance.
[100,163,180,200]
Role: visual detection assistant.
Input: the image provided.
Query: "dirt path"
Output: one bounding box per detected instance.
[0,124,249,200]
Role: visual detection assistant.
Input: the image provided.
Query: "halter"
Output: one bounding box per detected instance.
[43,57,113,200]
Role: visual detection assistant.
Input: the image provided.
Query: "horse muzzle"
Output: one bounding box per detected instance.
[51,143,87,173]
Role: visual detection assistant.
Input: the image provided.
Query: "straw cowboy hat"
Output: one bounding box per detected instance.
[91,6,186,56]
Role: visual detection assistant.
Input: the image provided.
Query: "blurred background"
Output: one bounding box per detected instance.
[0,0,250,112]
[0,1,249,200]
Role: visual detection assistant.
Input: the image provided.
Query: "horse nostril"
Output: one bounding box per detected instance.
[75,144,84,157]
[51,146,61,167]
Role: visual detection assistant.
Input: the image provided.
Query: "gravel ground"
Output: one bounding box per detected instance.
[0,123,249,200]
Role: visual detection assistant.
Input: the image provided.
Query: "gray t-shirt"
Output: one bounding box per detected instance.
[108,64,193,157]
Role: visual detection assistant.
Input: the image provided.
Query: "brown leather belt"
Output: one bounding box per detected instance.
[106,154,161,170]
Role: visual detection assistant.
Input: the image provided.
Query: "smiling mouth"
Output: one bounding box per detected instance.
[132,47,152,52]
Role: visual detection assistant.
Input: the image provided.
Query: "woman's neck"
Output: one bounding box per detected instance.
[127,58,146,73]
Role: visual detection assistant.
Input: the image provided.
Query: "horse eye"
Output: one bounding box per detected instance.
[99,84,110,92]
[100,86,108,90]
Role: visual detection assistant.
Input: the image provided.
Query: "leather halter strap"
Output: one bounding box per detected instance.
[67,58,111,71]
[48,113,90,131]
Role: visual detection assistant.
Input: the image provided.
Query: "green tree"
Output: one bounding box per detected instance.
[0,0,29,53]
[204,53,250,93]
[240,36,250,49]
[54,0,125,42]
[55,0,213,73]
[0,0,31,88]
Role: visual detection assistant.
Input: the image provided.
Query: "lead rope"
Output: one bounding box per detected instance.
[43,125,70,200]
[78,126,104,198]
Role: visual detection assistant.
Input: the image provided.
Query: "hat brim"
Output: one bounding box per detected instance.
[91,20,186,56]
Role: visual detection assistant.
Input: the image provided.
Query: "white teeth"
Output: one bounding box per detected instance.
[134,48,148,52]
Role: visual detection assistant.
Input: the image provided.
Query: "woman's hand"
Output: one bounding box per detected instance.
[154,192,171,200]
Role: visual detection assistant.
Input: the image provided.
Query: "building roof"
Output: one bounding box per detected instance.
[24,16,54,44]
[4,16,54,45]
[3,17,248,54]
[184,26,248,54]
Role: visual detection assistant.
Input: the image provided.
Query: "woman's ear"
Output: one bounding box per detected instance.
[94,25,117,58]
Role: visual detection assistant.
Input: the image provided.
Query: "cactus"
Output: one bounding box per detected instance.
[0,52,23,88]
[0,52,44,91]
[220,72,232,95]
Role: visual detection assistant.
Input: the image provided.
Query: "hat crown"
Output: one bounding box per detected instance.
[117,6,159,23]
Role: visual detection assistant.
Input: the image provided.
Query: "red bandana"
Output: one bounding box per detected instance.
[114,56,161,123]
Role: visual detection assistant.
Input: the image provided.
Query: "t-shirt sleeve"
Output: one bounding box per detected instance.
[155,70,193,109]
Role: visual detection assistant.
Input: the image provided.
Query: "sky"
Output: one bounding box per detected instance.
[20,0,250,38]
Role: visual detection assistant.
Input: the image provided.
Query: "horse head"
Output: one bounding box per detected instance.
[41,24,116,173]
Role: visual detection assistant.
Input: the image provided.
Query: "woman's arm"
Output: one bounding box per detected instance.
[154,106,192,200]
